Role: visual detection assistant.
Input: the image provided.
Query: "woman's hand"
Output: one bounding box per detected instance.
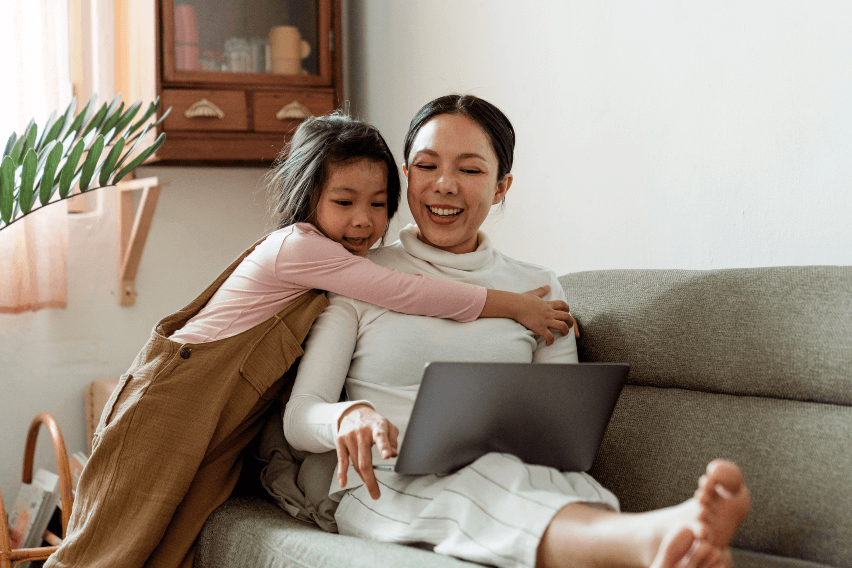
[481,286,579,344]
[336,404,399,499]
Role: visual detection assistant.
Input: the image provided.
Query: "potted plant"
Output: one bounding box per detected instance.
[0,94,170,232]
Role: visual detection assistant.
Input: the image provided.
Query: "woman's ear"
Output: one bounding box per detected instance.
[492,173,513,205]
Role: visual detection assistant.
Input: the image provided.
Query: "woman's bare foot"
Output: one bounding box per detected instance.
[535,460,750,568]
[692,459,752,548]
[650,528,728,568]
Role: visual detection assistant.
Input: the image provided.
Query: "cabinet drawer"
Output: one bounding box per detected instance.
[253,90,336,132]
[161,89,248,131]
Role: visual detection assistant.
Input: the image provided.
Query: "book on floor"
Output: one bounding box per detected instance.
[6,468,60,550]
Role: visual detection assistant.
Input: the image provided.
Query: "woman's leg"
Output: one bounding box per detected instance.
[535,460,751,568]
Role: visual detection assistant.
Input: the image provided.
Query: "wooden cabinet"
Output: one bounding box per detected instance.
[154,0,342,165]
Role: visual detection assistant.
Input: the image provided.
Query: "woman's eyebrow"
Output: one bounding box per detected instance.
[413,149,487,162]
[457,152,487,162]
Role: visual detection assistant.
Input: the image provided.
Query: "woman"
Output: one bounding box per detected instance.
[283,95,751,568]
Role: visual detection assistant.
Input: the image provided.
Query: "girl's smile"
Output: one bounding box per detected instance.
[313,159,390,256]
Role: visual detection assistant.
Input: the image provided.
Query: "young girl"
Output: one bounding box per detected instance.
[45,113,576,568]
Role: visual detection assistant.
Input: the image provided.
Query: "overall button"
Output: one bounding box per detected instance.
[180,347,191,359]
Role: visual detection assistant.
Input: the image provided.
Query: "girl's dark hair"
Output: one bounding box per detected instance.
[269,111,401,231]
[402,94,516,181]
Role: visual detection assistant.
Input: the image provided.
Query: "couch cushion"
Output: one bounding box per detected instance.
[589,385,852,567]
[732,549,837,568]
[195,496,477,568]
[559,266,852,404]
[560,266,852,567]
[195,496,830,568]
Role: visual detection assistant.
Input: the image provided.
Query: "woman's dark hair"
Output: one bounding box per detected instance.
[269,111,401,232]
[402,94,516,181]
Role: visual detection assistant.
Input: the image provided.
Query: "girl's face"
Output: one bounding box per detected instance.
[313,159,389,256]
[405,113,512,255]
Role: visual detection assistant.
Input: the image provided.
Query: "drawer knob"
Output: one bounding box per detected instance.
[276,101,312,120]
[185,98,225,119]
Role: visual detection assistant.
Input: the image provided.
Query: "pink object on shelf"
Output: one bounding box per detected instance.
[176,45,201,71]
[174,4,199,43]
[174,4,200,70]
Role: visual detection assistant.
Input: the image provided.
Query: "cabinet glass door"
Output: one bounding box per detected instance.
[163,0,333,85]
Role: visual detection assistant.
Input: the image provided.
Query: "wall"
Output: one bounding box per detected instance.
[346,0,852,275]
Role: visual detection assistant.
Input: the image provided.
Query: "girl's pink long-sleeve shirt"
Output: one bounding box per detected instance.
[169,223,487,344]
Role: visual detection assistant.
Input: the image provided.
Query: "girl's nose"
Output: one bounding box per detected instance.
[352,207,372,227]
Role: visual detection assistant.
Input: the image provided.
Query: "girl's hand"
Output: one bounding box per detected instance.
[336,404,399,499]
[517,285,579,344]
[481,286,579,344]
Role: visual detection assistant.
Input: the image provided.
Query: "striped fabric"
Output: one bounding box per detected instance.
[334,453,618,568]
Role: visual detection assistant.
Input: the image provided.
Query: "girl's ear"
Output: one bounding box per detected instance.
[492,172,513,205]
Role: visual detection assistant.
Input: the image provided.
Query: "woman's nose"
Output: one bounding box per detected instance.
[434,171,458,193]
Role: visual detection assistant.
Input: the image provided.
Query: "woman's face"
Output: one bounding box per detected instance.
[313,159,389,256]
[405,113,512,255]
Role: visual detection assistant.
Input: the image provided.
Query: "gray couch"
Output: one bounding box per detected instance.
[196,266,852,568]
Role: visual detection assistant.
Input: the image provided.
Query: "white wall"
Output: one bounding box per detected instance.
[346,0,852,275]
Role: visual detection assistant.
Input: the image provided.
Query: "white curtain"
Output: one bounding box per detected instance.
[0,0,72,313]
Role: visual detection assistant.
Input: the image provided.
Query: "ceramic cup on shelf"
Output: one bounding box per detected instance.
[268,26,311,75]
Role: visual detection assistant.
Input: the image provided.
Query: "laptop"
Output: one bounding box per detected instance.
[379,362,629,476]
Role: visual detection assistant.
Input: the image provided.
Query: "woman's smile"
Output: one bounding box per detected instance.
[426,203,465,223]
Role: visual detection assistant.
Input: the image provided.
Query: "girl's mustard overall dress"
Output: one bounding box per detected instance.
[45,238,329,568]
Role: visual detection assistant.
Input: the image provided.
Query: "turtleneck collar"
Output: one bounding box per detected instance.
[398,224,495,271]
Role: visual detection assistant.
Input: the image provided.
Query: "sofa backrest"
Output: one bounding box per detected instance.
[559,266,852,567]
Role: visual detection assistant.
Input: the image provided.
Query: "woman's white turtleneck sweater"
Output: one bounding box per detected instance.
[283,224,577,494]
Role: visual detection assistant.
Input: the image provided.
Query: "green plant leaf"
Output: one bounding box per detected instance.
[36,110,58,151]
[19,149,38,213]
[59,138,85,198]
[127,106,171,144]
[80,135,105,191]
[114,123,151,172]
[102,127,117,146]
[64,94,98,143]
[108,100,142,144]
[99,137,125,186]
[21,121,38,157]
[81,127,99,151]
[150,107,172,130]
[56,96,78,143]
[97,95,124,136]
[40,141,63,205]
[113,132,165,184]
[4,132,16,157]
[36,140,57,177]
[41,115,66,151]
[0,156,14,224]
[129,97,160,133]
[82,103,108,138]
[10,127,26,163]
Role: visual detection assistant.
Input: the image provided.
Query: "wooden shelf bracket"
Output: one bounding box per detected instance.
[117,176,162,306]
